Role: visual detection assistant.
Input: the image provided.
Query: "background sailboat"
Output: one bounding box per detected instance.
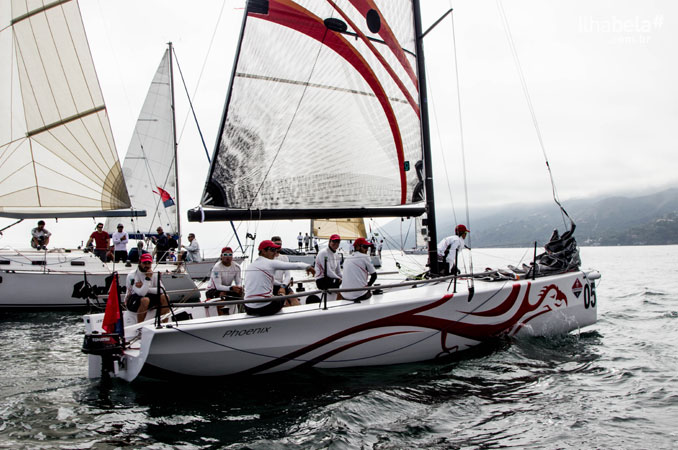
[0,0,134,219]
[104,48,179,240]
[0,1,199,308]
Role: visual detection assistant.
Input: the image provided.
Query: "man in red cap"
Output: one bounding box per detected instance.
[205,246,243,314]
[244,240,315,316]
[314,234,343,293]
[124,253,169,323]
[437,224,470,275]
[342,237,378,302]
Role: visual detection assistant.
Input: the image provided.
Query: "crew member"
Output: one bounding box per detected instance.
[125,253,170,323]
[244,240,314,316]
[437,224,470,275]
[205,247,243,315]
[342,237,378,302]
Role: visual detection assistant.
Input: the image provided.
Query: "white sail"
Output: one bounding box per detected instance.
[0,0,131,217]
[201,0,424,214]
[105,49,177,236]
[312,218,367,240]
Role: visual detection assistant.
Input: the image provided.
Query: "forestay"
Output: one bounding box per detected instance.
[201,0,424,217]
[105,49,178,236]
[0,0,131,217]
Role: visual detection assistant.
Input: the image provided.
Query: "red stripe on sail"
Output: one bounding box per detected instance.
[327,0,420,117]
[348,0,419,91]
[251,0,408,204]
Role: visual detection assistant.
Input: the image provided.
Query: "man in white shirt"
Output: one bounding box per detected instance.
[342,238,378,302]
[111,223,129,263]
[125,253,169,323]
[181,233,202,262]
[314,234,342,291]
[31,220,51,250]
[244,240,314,316]
[271,236,299,306]
[205,246,242,315]
[437,224,469,275]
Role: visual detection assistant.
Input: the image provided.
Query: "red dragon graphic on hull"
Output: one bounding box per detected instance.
[237,282,569,375]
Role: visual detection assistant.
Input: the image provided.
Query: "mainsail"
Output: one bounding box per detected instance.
[0,0,133,218]
[105,48,178,237]
[193,0,426,221]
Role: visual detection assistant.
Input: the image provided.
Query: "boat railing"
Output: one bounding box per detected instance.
[163,272,466,312]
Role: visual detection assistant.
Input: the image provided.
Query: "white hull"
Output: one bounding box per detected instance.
[84,270,599,381]
[0,249,198,308]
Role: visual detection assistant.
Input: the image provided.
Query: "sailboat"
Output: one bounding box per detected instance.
[83,0,599,381]
[104,44,223,280]
[0,1,198,307]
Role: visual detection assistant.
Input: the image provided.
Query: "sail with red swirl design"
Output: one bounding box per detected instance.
[197,0,425,220]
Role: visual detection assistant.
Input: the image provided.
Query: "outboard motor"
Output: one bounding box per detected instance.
[82,331,123,376]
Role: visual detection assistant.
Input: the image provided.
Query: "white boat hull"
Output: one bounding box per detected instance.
[0,250,198,308]
[84,270,599,381]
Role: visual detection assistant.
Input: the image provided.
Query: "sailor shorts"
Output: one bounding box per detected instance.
[126,293,162,312]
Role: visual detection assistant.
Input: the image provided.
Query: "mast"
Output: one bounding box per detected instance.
[168,42,181,248]
[412,0,440,275]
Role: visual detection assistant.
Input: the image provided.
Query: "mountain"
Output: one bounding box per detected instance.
[382,188,678,248]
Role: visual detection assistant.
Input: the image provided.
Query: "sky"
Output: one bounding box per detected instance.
[1,0,676,255]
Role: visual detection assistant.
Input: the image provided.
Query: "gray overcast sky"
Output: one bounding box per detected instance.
[80,0,677,208]
[2,0,676,251]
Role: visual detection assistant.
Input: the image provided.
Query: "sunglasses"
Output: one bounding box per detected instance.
[264,247,278,252]
[221,252,233,257]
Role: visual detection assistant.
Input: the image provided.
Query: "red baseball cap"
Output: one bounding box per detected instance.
[140,253,153,263]
[258,240,281,250]
[329,234,341,241]
[353,237,373,248]
[455,224,470,234]
[221,247,233,254]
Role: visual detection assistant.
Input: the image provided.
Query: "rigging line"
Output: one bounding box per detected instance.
[248,26,331,206]
[172,48,211,163]
[495,0,570,229]
[450,10,474,286]
[176,0,227,144]
[428,83,457,226]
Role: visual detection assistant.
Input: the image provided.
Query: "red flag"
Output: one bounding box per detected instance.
[153,187,175,208]
[102,273,121,333]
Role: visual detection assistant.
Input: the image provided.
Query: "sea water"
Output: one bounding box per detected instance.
[0,246,676,449]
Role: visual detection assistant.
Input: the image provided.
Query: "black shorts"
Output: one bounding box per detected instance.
[245,298,284,316]
[205,288,242,299]
[114,251,128,262]
[316,277,341,290]
[126,293,162,312]
[345,291,372,302]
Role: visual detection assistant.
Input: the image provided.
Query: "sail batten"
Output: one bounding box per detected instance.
[0,0,133,217]
[26,104,105,137]
[199,0,424,216]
